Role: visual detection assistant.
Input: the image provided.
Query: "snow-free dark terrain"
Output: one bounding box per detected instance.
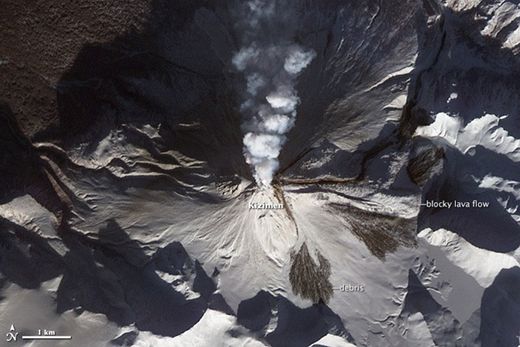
[1,0,520,346]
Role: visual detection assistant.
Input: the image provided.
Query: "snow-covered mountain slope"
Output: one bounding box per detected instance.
[1,0,520,346]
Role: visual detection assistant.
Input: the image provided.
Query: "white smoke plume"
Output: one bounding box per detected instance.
[232,0,316,188]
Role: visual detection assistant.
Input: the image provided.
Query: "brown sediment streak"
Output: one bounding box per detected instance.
[289,242,333,304]
[278,175,357,185]
[272,173,357,235]
[329,203,417,259]
[272,180,298,235]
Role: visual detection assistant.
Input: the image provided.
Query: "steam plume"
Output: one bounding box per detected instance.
[232,0,316,188]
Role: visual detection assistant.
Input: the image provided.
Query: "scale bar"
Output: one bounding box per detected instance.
[22,335,72,340]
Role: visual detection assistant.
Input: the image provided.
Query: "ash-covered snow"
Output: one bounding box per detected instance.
[1,0,520,346]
